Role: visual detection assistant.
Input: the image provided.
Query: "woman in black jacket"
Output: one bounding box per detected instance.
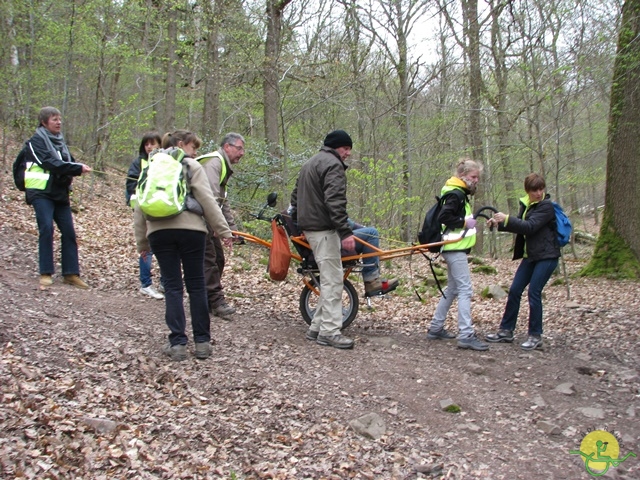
[485,173,561,350]
[125,131,163,299]
[24,106,93,288]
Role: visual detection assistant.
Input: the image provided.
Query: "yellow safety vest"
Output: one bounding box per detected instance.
[441,186,476,251]
[24,162,50,190]
[195,152,228,184]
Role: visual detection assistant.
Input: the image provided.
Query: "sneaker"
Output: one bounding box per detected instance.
[195,342,212,359]
[457,334,490,351]
[163,343,187,361]
[364,278,399,297]
[305,329,319,341]
[427,328,456,340]
[521,335,543,351]
[316,334,354,349]
[63,274,90,289]
[485,329,514,343]
[40,274,53,286]
[140,285,164,300]
[212,302,236,317]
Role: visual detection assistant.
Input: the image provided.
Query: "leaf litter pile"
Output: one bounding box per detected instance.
[0,169,638,479]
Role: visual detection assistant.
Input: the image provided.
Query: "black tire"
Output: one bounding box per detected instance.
[299,277,359,329]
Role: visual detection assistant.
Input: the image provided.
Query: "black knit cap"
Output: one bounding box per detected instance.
[323,130,353,149]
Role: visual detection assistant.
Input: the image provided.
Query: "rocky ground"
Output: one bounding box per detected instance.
[0,168,638,479]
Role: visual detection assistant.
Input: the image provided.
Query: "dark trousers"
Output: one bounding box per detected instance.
[499,257,559,336]
[204,231,226,308]
[31,197,79,276]
[149,229,210,346]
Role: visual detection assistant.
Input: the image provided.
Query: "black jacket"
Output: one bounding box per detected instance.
[24,132,84,205]
[125,155,144,205]
[498,194,560,261]
[290,146,351,239]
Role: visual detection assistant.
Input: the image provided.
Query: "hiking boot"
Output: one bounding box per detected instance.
[40,274,53,286]
[316,334,354,349]
[211,302,236,317]
[427,328,456,340]
[305,329,319,341]
[194,342,212,359]
[521,335,543,351]
[163,343,187,361]
[364,278,399,297]
[140,285,164,300]
[457,334,490,351]
[485,329,514,343]
[63,274,90,289]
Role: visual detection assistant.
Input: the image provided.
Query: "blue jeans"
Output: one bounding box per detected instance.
[139,251,163,288]
[149,229,210,346]
[353,227,379,281]
[499,257,559,336]
[430,251,475,338]
[31,197,79,276]
[139,251,153,288]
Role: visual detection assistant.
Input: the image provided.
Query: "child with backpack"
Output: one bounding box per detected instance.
[125,132,164,300]
[485,173,561,351]
[133,130,233,361]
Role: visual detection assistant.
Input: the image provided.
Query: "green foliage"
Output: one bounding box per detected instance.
[348,154,421,239]
[232,261,253,273]
[579,221,640,279]
[409,283,437,301]
[480,285,506,298]
[0,0,615,226]
[472,265,497,275]
[444,404,461,413]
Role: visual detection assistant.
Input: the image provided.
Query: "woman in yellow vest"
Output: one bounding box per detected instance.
[24,107,93,288]
[425,159,489,351]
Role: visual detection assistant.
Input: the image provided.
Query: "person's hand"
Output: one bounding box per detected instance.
[341,235,356,253]
[486,218,498,228]
[464,217,477,229]
[222,237,234,249]
[493,212,507,223]
[81,164,92,174]
[233,235,245,245]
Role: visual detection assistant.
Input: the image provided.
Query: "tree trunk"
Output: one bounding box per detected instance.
[581,0,640,278]
[263,0,291,162]
[461,0,487,251]
[164,5,178,132]
[202,0,223,139]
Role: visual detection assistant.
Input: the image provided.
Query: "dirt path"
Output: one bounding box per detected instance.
[0,173,638,479]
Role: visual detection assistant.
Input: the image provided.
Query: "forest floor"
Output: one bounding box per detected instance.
[0,167,639,479]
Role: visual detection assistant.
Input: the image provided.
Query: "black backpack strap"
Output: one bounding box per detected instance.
[419,251,447,299]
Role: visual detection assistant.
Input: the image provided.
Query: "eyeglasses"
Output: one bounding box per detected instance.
[229,144,245,152]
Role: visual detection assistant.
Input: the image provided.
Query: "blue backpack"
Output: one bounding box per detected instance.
[553,202,572,247]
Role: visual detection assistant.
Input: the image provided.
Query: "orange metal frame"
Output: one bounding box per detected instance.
[231,229,463,295]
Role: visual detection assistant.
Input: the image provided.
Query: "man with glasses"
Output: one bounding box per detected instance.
[196,133,245,318]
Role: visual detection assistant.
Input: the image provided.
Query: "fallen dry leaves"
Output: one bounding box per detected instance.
[0,168,638,479]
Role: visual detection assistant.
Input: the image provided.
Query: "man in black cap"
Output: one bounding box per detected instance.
[290,130,356,348]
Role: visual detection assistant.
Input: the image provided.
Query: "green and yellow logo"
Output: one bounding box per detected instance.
[570,430,636,477]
